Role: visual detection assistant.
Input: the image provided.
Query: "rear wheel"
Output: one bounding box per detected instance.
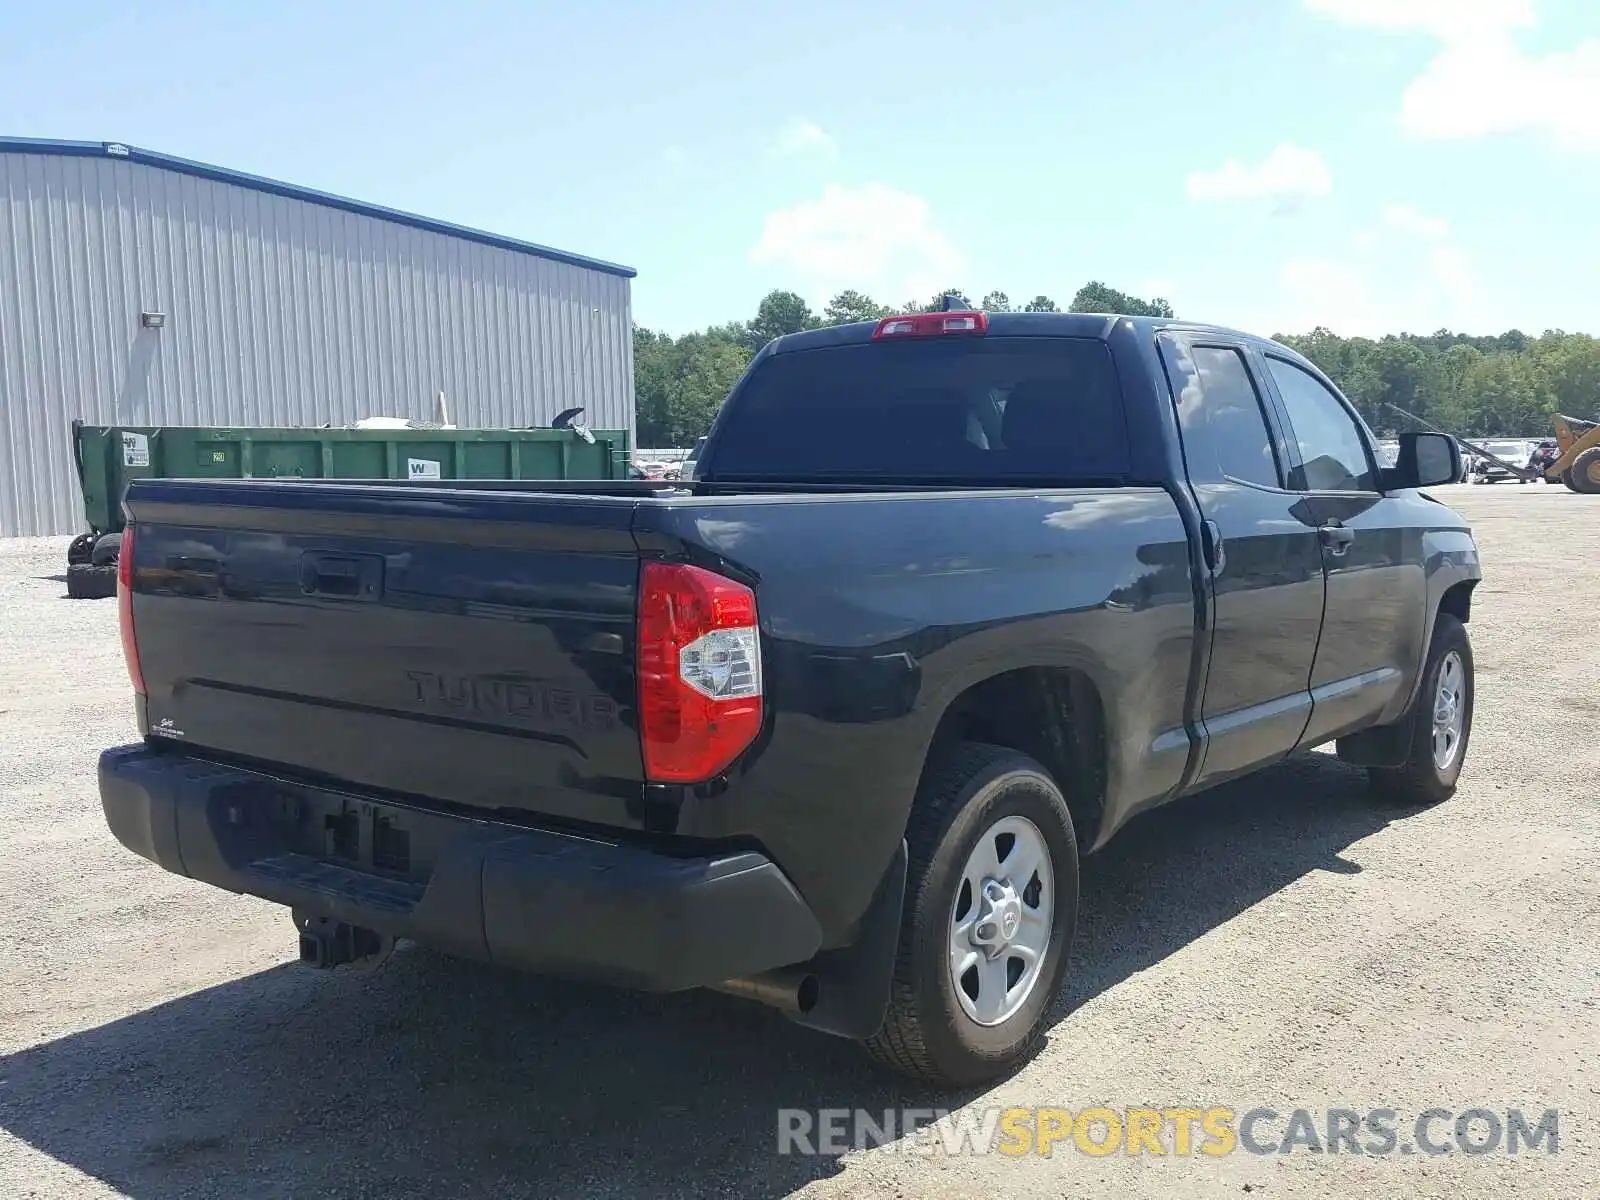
[862,742,1078,1087]
[1369,614,1473,806]
[1569,448,1600,495]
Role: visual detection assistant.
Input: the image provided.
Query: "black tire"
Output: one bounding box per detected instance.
[1570,447,1600,495]
[89,532,123,566]
[66,562,118,599]
[66,532,97,566]
[861,742,1079,1087]
[1561,467,1579,492]
[1368,614,1473,806]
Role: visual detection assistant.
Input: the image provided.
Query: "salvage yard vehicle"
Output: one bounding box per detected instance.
[98,311,1480,1086]
[1550,414,1600,493]
[1465,439,1531,484]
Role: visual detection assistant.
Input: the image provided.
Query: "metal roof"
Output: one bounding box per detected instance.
[0,136,637,279]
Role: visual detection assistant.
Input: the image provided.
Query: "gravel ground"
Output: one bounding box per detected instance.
[2,484,1597,1199]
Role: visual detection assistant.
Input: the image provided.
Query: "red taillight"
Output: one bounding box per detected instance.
[637,561,763,783]
[872,310,989,340]
[118,526,145,696]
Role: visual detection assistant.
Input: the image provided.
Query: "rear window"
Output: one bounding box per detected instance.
[706,337,1129,483]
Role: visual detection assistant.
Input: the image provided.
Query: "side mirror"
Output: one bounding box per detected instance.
[1387,431,1461,489]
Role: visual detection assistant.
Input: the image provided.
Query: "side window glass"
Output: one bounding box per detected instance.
[1169,343,1282,488]
[1266,358,1378,492]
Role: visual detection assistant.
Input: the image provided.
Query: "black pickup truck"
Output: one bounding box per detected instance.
[99,311,1479,1085]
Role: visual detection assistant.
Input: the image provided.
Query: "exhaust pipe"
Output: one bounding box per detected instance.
[710,967,822,1017]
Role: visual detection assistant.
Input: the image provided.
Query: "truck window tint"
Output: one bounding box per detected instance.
[1266,357,1378,492]
[1183,346,1282,488]
[709,338,1129,481]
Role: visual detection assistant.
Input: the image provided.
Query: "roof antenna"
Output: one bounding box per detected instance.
[941,293,973,311]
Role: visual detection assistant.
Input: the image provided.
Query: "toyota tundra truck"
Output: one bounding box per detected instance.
[98,311,1479,1085]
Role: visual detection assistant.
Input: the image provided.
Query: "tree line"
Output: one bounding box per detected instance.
[634,283,1599,447]
[1278,327,1599,440]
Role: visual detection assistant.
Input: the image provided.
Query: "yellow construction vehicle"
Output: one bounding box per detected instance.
[1548,415,1600,493]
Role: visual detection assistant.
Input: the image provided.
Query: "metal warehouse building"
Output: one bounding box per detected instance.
[0,138,636,537]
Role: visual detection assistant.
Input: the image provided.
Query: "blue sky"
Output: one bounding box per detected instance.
[4,0,1597,337]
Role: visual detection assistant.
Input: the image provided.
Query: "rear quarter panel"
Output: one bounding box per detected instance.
[640,488,1197,940]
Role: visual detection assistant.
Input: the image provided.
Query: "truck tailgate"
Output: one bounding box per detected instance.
[123,481,648,831]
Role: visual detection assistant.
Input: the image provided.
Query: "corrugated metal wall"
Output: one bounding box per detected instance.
[0,149,634,536]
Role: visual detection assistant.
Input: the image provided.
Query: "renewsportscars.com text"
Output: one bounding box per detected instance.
[777,1106,1561,1158]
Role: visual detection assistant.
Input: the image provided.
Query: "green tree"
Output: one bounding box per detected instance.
[1460,354,1547,436]
[1067,281,1174,318]
[1368,338,1441,426]
[668,332,751,443]
[981,291,1012,312]
[743,289,822,350]
[632,325,752,446]
[632,325,679,446]
[824,289,890,326]
[1529,333,1600,417]
[1433,342,1482,431]
[1023,295,1059,313]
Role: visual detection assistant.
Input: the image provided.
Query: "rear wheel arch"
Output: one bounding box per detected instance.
[1438,579,1476,625]
[917,666,1108,851]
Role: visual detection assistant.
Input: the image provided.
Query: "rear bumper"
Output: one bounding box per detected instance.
[98,745,823,992]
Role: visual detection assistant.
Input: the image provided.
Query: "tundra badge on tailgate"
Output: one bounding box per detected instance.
[405,670,621,734]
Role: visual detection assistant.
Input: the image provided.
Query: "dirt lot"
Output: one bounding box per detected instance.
[2,483,1597,1199]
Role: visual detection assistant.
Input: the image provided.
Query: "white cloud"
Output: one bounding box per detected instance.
[1270,240,1478,336]
[1185,143,1333,211]
[750,183,965,306]
[1237,195,1479,335]
[772,119,837,159]
[1307,0,1600,148]
[1383,203,1449,237]
[1400,37,1600,147]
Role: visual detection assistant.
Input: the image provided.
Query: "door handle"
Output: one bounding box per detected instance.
[1318,523,1355,556]
[1201,519,1226,575]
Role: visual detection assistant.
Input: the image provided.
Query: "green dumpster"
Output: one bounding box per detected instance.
[64,421,631,597]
